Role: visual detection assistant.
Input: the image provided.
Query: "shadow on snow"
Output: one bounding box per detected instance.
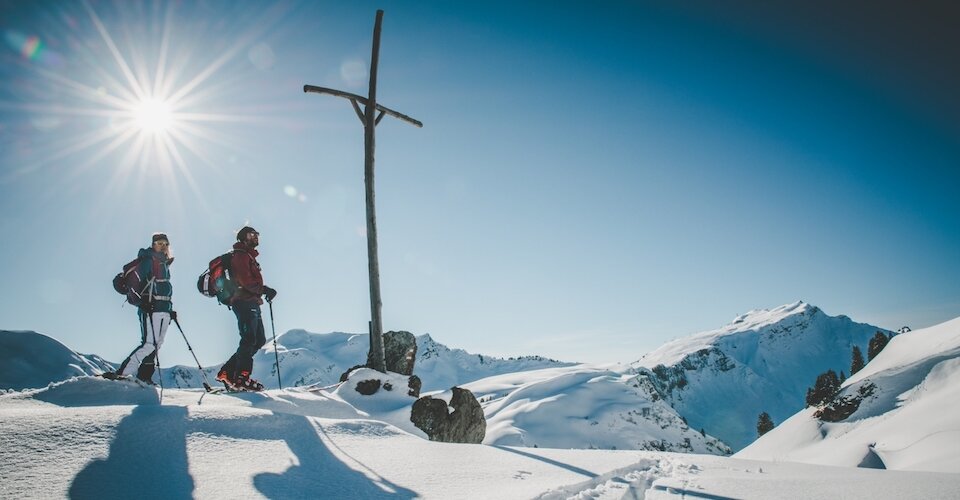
[68,405,417,499]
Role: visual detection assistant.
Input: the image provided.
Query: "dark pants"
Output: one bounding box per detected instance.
[220,301,266,380]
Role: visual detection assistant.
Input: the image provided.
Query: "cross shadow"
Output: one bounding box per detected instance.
[493,445,599,478]
[69,405,193,499]
[190,412,417,499]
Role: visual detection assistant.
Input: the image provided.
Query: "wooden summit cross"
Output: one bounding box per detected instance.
[303,10,422,373]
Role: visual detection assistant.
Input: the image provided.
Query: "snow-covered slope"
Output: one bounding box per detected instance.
[466,364,731,454]
[736,316,960,473]
[4,376,960,499]
[0,330,114,390]
[632,301,891,451]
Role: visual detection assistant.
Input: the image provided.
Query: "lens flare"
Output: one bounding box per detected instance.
[24,36,41,58]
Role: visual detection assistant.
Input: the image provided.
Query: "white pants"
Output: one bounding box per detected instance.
[119,311,170,377]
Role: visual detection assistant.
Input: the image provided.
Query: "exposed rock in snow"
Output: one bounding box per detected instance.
[411,387,486,443]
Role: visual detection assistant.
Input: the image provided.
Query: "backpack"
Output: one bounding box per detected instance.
[197,251,236,306]
[113,258,145,305]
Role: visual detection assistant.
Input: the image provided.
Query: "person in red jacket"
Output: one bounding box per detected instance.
[216,226,277,391]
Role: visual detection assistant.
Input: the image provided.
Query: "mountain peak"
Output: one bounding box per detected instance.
[729,300,816,329]
[633,302,888,451]
[642,301,823,366]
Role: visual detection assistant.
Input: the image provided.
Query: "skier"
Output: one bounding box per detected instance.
[108,232,175,384]
[216,226,277,391]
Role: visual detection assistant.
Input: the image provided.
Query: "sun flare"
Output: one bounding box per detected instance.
[133,98,174,134]
[2,0,285,199]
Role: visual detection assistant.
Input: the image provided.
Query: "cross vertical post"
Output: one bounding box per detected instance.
[364,9,385,373]
[304,10,422,373]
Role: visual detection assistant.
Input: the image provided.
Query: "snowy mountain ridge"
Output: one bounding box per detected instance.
[638,301,835,367]
[632,301,893,451]
[0,330,114,391]
[0,329,573,394]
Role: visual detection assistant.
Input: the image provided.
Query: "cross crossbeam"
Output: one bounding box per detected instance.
[302,85,423,128]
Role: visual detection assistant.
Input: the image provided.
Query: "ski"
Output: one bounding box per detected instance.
[99,372,153,387]
[218,380,264,393]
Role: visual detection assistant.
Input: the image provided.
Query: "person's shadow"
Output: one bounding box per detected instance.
[69,400,417,499]
[69,405,194,499]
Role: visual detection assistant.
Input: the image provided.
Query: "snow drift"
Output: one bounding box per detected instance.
[736,316,960,473]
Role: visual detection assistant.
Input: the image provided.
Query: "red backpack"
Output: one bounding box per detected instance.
[112,258,146,305]
[197,251,237,306]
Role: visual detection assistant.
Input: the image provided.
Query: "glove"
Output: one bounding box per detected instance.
[140,302,154,314]
[169,310,178,321]
[263,286,278,302]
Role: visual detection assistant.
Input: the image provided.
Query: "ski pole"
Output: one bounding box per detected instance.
[268,299,282,390]
[173,317,215,392]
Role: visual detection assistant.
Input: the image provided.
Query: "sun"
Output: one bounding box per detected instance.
[133,98,174,134]
[3,1,276,195]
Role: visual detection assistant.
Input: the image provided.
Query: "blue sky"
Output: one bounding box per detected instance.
[1,0,958,367]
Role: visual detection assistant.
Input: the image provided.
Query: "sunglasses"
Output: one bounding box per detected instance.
[153,240,170,246]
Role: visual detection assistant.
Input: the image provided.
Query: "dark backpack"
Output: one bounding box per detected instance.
[113,258,145,305]
[197,251,236,306]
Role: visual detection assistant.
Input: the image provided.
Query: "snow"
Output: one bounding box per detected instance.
[469,365,730,454]
[4,376,960,499]
[3,309,960,497]
[737,316,960,473]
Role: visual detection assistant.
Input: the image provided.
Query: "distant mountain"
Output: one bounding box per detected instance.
[467,364,732,454]
[414,333,573,391]
[0,331,114,391]
[2,329,572,394]
[737,316,960,473]
[166,330,573,391]
[632,301,892,451]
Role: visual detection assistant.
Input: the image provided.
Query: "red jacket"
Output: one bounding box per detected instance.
[231,242,264,305]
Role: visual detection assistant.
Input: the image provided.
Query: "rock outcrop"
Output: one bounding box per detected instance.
[410,387,485,443]
[383,331,417,375]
